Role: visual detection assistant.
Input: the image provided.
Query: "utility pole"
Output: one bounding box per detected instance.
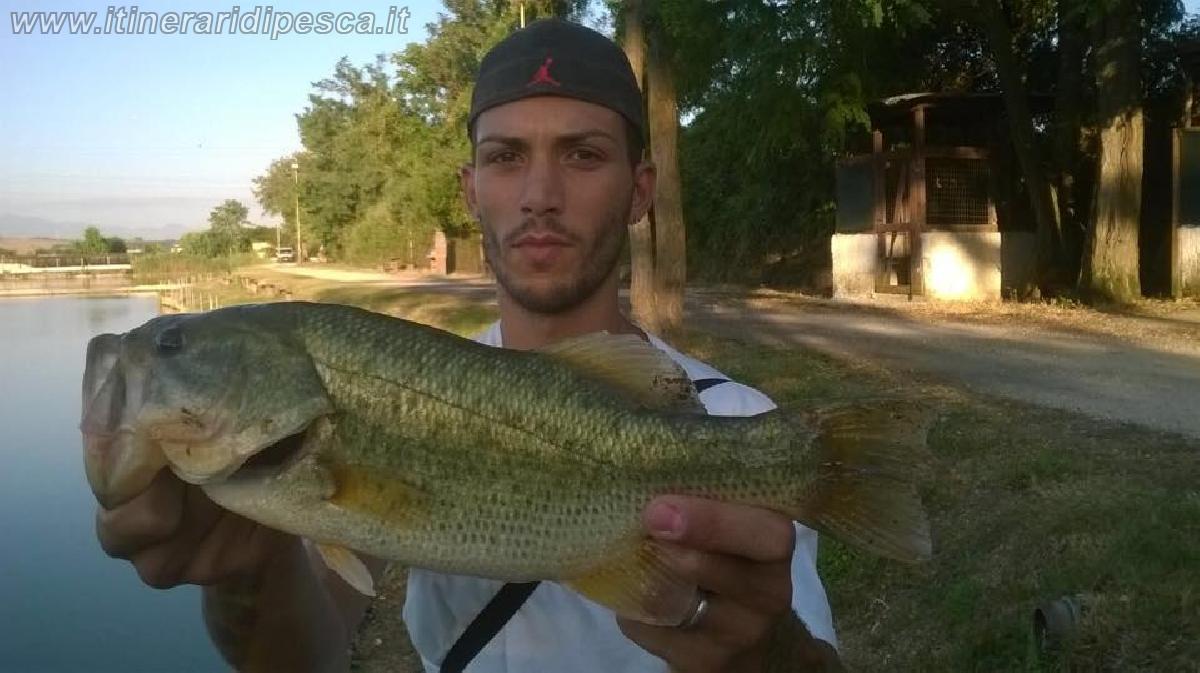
[291,159,302,264]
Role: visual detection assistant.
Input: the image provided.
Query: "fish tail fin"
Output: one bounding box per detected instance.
[793,400,934,563]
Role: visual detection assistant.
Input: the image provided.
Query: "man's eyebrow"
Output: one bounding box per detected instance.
[475,129,619,146]
[476,134,527,147]
[556,129,619,144]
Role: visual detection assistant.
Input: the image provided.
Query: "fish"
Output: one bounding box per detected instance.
[81,301,933,626]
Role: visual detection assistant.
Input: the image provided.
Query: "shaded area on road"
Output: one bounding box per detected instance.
[688,293,1200,439]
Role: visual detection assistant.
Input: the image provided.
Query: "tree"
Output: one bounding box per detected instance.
[612,0,688,334]
[253,153,307,249]
[179,231,223,257]
[644,9,686,333]
[1081,0,1144,302]
[619,0,659,331]
[80,226,108,255]
[975,0,1064,290]
[206,199,252,256]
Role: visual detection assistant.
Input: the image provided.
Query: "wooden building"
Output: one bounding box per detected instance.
[832,93,1044,301]
[1172,43,1200,298]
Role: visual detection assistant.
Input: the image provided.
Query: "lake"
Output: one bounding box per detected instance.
[0,295,227,672]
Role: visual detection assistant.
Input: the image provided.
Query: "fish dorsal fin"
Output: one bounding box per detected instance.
[538,332,704,413]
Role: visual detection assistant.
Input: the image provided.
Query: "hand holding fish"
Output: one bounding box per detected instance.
[94,470,288,589]
[618,496,842,672]
[93,469,373,671]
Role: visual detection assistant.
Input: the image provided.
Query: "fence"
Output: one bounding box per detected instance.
[157,274,294,313]
[0,254,132,268]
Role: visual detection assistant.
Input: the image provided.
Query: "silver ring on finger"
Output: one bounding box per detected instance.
[677,592,710,630]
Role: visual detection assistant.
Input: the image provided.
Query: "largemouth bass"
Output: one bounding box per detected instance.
[81,301,931,625]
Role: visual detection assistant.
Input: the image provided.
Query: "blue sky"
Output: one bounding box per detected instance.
[0,1,441,238]
[1,1,1198,239]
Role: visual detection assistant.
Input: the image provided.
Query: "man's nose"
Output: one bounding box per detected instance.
[519,151,564,216]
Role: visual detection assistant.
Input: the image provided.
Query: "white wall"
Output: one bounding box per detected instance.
[832,230,1037,301]
[920,231,1001,301]
[831,233,877,298]
[1181,226,1200,297]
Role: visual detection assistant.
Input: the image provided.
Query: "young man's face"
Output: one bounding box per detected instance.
[462,96,653,314]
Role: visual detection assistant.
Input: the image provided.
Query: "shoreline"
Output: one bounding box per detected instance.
[0,285,171,299]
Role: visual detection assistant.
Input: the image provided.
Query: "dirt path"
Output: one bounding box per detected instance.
[689,292,1200,439]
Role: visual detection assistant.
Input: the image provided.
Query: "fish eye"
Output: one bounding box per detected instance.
[155,325,185,355]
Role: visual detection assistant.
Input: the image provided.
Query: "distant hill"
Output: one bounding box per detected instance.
[0,213,194,241]
[0,237,69,255]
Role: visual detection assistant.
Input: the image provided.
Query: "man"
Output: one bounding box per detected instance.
[93,18,843,673]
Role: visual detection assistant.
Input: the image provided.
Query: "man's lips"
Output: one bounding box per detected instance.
[511,233,572,247]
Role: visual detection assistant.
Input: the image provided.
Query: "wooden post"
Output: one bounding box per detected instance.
[1172,129,1183,299]
[910,105,927,299]
[872,130,885,229]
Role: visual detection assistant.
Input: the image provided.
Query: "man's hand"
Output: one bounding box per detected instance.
[94,469,368,671]
[95,469,290,589]
[618,495,839,673]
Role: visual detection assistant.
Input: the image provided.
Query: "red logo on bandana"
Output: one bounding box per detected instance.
[527,56,561,87]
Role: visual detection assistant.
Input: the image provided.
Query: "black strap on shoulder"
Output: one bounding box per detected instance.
[440,581,541,673]
[692,377,730,394]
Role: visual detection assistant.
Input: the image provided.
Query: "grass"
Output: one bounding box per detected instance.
[310,286,497,337]
[176,269,498,338]
[131,252,262,284]
[674,330,1200,672]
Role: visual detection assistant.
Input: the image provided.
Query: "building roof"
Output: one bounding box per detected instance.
[868,91,1054,128]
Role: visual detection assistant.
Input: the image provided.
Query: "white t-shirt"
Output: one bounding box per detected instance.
[402,322,836,672]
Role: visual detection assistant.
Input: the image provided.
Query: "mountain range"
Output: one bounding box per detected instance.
[0,213,196,241]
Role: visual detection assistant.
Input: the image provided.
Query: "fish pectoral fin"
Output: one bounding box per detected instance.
[314,542,376,597]
[538,332,704,413]
[564,539,698,626]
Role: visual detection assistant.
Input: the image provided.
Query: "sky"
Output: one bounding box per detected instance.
[1,1,1198,240]
[0,0,442,239]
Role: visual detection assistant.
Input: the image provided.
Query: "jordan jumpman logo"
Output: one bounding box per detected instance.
[527,56,561,87]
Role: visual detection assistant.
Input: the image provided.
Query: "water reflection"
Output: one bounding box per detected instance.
[0,295,226,673]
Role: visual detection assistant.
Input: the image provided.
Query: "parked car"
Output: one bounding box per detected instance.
[275,246,295,263]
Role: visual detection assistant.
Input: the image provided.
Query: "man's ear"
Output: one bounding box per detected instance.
[629,160,656,225]
[459,163,479,221]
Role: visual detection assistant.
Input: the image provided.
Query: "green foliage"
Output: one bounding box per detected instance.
[181,199,254,258]
[249,0,1192,294]
[79,226,109,254]
[246,226,279,244]
[69,227,126,254]
[252,1,581,263]
[130,251,256,283]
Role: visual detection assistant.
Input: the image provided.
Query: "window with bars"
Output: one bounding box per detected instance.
[926,157,991,227]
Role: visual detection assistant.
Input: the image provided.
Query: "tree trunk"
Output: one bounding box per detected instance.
[1053,0,1087,281]
[1082,0,1143,303]
[978,0,1061,290]
[646,22,685,333]
[620,0,659,332]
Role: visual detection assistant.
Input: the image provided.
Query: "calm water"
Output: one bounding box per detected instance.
[0,296,227,672]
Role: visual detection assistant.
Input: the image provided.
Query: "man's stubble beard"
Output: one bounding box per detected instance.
[482,204,629,316]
